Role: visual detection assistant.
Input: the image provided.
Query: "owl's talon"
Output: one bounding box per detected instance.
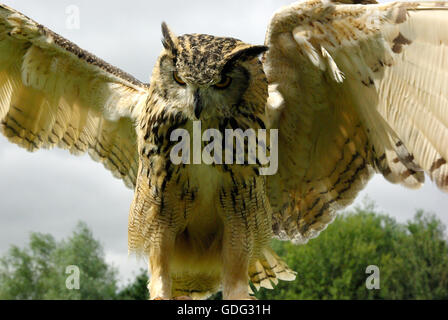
[174,296,193,300]
[225,295,257,300]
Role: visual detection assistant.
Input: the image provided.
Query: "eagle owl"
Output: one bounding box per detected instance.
[1,0,448,300]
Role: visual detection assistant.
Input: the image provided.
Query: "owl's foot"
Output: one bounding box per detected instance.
[226,295,257,300]
[152,296,193,300]
[174,296,193,300]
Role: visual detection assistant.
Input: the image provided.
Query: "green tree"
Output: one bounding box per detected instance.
[0,222,118,300]
[2,206,448,300]
[255,207,448,300]
[380,211,448,299]
[116,269,149,300]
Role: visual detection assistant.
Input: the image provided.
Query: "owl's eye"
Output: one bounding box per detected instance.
[173,72,186,86]
[214,76,232,89]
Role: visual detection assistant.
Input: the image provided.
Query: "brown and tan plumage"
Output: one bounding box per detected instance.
[265,0,448,244]
[1,1,447,300]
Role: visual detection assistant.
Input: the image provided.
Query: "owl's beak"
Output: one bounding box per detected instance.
[194,89,203,119]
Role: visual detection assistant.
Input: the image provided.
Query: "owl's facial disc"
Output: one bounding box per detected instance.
[193,75,233,119]
[158,24,268,119]
[170,70,236,119]
[193,88,203,119]
[182,65,251,120]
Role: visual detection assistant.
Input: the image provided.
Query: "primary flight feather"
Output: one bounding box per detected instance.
[0,0,447,300]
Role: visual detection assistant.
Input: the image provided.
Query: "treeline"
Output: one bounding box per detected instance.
[1,204,447,300]
[256,208,448,299]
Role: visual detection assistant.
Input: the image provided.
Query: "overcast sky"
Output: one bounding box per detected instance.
[1,0,447,287]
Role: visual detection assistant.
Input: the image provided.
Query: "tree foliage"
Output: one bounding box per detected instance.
[1,205,448,300]
[0,222,118,300]
[116,269,149,300]
[255,207,448,300]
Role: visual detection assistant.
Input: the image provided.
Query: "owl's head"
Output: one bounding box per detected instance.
[152,23,268,121]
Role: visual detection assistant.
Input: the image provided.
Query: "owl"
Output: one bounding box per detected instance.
[1,0,448,300]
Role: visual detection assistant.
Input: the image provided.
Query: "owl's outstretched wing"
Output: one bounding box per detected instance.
[264,0,448,243]
[0,4,149,188]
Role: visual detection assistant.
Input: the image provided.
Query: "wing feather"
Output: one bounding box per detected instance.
[0,4,149,188]
[264,1,448,243]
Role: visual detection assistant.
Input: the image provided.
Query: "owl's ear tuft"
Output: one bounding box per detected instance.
[229,45,269,63]
[161,22,178,54]
[222,45,268,73]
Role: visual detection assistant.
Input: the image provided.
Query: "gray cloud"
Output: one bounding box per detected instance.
[1,0,447,287]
